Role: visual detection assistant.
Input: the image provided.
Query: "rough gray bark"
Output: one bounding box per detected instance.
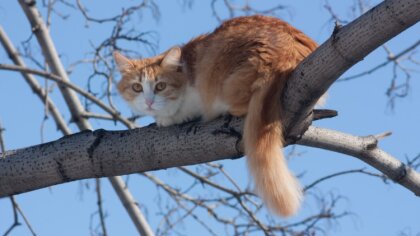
[1,118,419,197]
[0,117,243,196]
[1,0,419,206]
[299,127,420,196]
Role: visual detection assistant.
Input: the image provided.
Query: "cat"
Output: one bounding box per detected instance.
[114,15,318,216]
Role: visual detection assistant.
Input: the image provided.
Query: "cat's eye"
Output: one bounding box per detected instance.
[132,83,143,93]
[155,82,166,92]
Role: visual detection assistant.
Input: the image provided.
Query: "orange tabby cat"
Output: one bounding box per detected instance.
[114,15,318,216]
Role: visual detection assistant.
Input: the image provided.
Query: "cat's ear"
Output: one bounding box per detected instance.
[161,47,181,71]
[113,51,133,72]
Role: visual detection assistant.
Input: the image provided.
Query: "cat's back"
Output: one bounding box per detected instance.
[190,15,317,78]
[212,15,291,37]
[209,15,315,49]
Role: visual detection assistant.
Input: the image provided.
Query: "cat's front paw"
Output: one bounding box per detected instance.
[156,117,175,127]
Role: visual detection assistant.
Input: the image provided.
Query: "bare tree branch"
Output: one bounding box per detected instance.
[0,120,6,159]
[2,197,20,236]
[0,133,36,236]
[340,39,420,81]
[304,168,385,191]
[108,176,155,236]
[95,179,108,236]
[210,0,288,22]
[1,117,419,197]
[298,126,420,196]
[18,0,91,129]
[14,199,37,236]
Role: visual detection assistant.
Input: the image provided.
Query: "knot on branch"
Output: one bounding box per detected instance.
[392,163,408,183]
[363,136,378,150]
[87,129,106,160]
[24,0,36,7]
[285,109,337,145]
[211,115,243,157]
[55,159,70,182]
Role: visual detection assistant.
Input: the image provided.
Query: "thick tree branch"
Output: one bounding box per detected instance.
[1,119,419,197]
[0,116,242,197]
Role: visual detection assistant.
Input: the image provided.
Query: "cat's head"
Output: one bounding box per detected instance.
[114,47,186,117]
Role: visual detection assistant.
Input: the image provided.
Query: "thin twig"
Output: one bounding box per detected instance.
[96,179,108,236]
[339,39,420,81]
[3,197,20,236]
[14,201,37,236]
[0,120,6,159]
[304,168,385,191]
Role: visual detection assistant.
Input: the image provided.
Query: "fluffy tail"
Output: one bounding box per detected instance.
[244,72,302,217]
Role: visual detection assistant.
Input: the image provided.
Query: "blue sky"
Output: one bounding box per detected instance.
[0,0,419,235]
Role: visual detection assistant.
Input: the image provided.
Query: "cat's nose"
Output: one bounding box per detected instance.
[145,99,154,107]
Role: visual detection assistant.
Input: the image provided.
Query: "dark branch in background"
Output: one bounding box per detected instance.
[323,0,348,24]
[76,0,159,24]
[340,40,420,82]
[0,120,6,159]
[95,179,108,236]
[304,168,386,191]
[42,0,75,25]
[406,153,420,171]
[13,201,37,236]
[210,0,288,22]
[2,197,20,236]
[281,193,349,234]
[340,40,420,109]
[0,128,36,236]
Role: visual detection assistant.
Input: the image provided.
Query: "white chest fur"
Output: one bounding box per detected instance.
[178,86,203,119]
[155,86,202,126]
